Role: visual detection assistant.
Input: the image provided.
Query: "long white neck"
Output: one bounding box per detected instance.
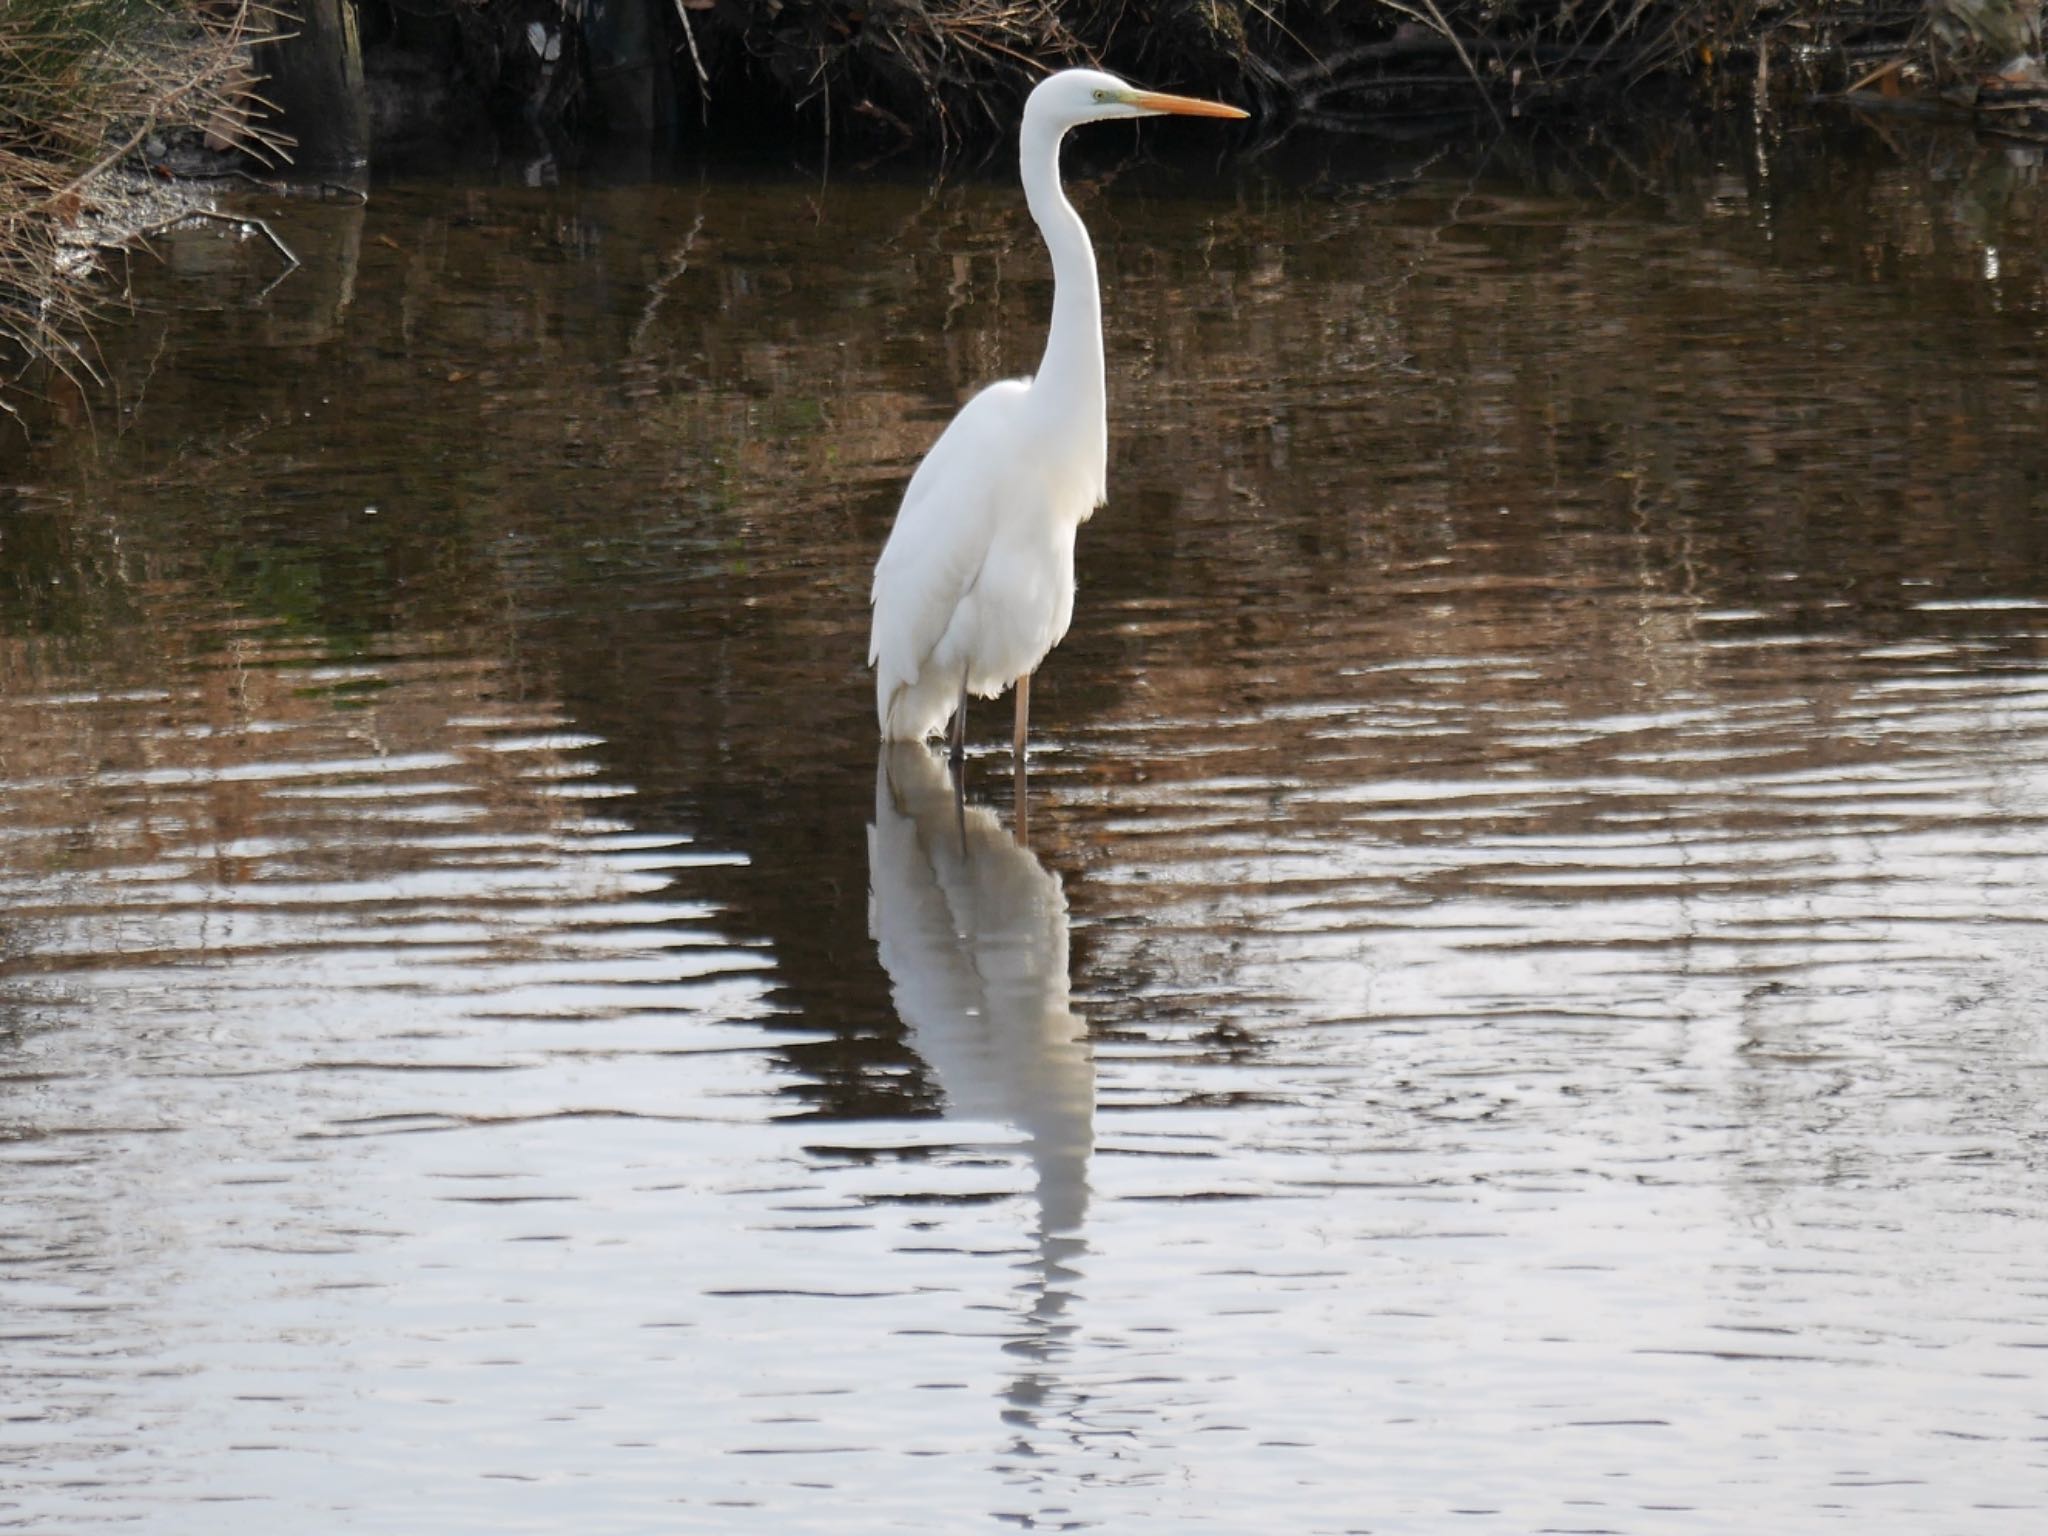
[1019,110,1106,489]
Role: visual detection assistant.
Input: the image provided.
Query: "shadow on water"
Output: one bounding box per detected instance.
[4,116,2048,1530]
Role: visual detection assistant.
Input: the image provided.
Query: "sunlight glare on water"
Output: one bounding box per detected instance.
[3,124,2047,1532]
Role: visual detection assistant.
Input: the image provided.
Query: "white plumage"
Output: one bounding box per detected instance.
[867,68,1246,758]
[869,379,1093,743]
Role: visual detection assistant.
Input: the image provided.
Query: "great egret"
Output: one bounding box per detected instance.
[867,68,1246,762]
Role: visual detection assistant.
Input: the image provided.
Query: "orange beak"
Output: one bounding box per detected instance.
[1129,91,1250,120]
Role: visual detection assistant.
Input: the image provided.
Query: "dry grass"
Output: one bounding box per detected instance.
[1,0,284,408]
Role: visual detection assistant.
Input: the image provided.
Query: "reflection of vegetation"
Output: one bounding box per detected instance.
[202,538,392,654]
[16,119,2048,669]
[0,485,144,641]
[18,120,2048,643]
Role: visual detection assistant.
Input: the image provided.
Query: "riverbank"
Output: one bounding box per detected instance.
[340,0,1994,150]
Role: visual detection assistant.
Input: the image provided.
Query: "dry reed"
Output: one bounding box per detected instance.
[1,0,283,407]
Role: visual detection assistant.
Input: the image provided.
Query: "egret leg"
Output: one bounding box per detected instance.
[1013,750,1030,844]
[1012,672,1031,759]
[948,673,967,767]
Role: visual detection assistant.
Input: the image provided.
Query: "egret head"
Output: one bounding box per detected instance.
[1024,68,1249,132]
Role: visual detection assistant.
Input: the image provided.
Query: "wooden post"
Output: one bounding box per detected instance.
[261,0,370,172]
[586,0,679,142]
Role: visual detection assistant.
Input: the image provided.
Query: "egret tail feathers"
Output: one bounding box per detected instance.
[878,664,963,743]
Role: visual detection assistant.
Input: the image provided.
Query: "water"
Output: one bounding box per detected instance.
[4,122,2047,1531]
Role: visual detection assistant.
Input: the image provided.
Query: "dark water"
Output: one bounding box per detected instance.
[4,122,2047,1531]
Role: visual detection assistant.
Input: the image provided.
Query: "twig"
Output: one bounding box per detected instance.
[133,210,302,279]
[631,213,705,351]
[673,0,712,120]
[1239,0,1315,63]
[1842,56,1907,95]
[1376,0,1508,130]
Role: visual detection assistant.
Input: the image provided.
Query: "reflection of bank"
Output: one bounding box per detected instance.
[866,744,1093,1376]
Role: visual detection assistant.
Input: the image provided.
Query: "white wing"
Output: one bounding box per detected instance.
[868,379,1031,737]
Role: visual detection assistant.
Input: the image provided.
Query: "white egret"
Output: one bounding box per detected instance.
[867,68,1246,762]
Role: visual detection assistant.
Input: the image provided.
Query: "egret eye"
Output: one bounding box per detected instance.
[1093,89,1108,101]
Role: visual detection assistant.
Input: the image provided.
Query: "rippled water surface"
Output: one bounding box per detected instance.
[4,123,2048,1532]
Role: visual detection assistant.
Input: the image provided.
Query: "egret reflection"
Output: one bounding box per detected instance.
[866,743,1094,1408]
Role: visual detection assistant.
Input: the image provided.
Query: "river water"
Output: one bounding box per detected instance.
[3,119,2046,1532]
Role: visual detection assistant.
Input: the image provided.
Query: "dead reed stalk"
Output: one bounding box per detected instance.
[1,0,285,407]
